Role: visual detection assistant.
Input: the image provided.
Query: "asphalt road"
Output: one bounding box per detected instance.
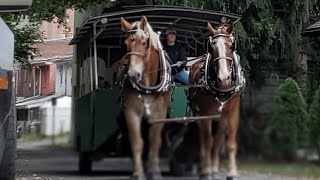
[16,138,316,180]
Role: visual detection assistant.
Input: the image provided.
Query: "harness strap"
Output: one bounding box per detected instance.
[121,33,172,94]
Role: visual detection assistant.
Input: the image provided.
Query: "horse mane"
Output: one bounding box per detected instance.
[215,24,235,42]
[133,21,159,50]
[217,24,234,37]
[145,22,159,50]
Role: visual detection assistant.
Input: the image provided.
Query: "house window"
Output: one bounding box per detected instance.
[59,65,63,85]
[29,110,33,121]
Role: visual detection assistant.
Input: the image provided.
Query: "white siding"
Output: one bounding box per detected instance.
[40,96,72,136]
[0,18,14,71]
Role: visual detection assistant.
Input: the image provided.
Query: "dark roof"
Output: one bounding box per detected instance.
[301,20,320,37]
[70,5,241,45]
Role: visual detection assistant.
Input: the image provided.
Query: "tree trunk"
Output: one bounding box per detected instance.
[293,0,311,96]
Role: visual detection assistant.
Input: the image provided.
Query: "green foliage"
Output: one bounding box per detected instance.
[0,0,113,64]
[184,0,319,72]
[308,85,320,156]
[264,78,309,161]
[1,0,319,69]
[306,59,320,105]
[0,14,43,63]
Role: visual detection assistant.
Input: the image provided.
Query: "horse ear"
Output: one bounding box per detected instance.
[121,17,131,32]
[207,22,216,35]
[225,22,233,34]
[140,15,148,31]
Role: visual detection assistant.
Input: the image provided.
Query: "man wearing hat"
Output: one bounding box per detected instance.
[163,27,189,85]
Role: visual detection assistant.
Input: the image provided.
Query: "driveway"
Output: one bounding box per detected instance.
[16,138,315,180]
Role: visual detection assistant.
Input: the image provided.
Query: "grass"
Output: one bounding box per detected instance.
[18,132,70,143]
[238,160,320,178]
[18,134,46,142]
[47,141,72,150]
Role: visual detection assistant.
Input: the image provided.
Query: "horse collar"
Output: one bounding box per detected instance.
[200,52,245,97]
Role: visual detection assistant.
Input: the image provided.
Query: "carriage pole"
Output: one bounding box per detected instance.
[149,115,221,124]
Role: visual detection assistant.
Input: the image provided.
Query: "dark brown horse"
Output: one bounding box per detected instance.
[188,22,245,180]
[119,16,171,180]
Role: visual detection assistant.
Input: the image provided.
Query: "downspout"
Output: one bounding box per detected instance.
[39,67,42,95]
[65,63,67,95]
[33,67,36,96]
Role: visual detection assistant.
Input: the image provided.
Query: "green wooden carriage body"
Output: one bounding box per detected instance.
[70,5,240,172]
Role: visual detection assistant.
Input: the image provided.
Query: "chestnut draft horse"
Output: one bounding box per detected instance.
[188,22,245,180]
[119,16,171,180]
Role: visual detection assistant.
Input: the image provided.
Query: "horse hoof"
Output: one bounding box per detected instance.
[131,175,146,180]
[200,174,213,180]
[147,172,162,180]
[212,173,221,180]
[226,176,239,180]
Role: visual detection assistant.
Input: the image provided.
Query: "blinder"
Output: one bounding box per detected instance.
[231,63,236,82]
[232,39,236,51]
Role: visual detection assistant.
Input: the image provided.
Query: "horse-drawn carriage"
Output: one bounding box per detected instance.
[70,5,245,180]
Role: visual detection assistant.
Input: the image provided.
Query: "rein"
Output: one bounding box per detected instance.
[143,56,204,75]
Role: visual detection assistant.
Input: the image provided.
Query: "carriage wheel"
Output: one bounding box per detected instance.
[79,152,92,174]
[0,108,16,180]
[169,157,194,177]
[0,92,16,180]
[167,123,198,177]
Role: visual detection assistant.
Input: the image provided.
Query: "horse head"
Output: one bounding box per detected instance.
[121,16,159,84]
[207,22,235,89]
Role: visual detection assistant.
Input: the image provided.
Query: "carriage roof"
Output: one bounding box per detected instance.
[301,20,320,37]
[69,5,241,46]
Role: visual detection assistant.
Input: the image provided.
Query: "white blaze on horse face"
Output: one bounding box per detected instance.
[128,58,144,82]
[216,37,231,85]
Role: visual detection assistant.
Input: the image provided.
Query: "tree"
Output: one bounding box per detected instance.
[1,0,319,68]
[264,78,309,161]
[0,0,114,64]
[309,85,320,158]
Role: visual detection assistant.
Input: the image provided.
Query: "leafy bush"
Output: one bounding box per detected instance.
[264,77,309,161]
[308,85,320,157]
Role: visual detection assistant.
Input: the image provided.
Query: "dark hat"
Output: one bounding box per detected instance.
[165,27,176,35]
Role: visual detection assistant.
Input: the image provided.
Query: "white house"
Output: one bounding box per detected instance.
[40,95,71,136]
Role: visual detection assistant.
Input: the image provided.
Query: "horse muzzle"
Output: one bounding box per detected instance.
[128,70,142,82]
[217,75,231,86]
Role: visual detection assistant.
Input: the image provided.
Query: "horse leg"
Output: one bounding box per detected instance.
[146,122,164,180]
[211,123,225,180]
[125,110,145,180]
[197,120,213,180]
[225,100,240,179]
